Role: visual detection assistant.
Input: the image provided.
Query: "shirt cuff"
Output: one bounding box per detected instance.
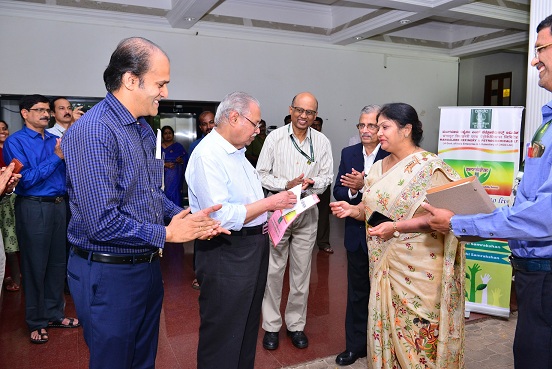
[348,189,358,200]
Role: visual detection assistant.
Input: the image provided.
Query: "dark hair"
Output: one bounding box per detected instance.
[103,37,168,93]
[314,117,323,124]
[284,114,291,124]
[50,96,69,111]
[161,125,174,135]
[0,120,7,129]
[537,14,552,33]
[19,94,50,118]
[377,103,423,146]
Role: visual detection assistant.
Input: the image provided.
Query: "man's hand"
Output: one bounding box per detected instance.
[72,106,85,122]
[420,202,455,234]
[54,138,64,160]
[165,204,230,243]
[302,177,315,190]
[268,190,297,211]
[330,201,357,219]
[340,168,364,194]
[286,173,305,190]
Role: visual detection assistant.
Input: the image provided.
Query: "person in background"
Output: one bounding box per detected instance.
[189,111,215,153]
[284,114,291,125]
[187,91,297,369]
[62,37,227,369]
[331,102,465,368]
[3,94,79,345]
[257,92,333,351]
[246,119,266,167]
[47,97,84,137]
[0,120,21,292]
[161,125,187,207]
[310,116,333,254]
[332,105,389,366]
[0,162,21,293]
[423,14,552,369]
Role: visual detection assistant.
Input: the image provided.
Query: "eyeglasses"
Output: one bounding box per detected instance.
[240,113,262,130]
[291,106,317,117]
[356,123,379,131]
[534,42,552,58]
[28,108,52,114]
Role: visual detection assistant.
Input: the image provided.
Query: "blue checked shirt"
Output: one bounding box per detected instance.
[2,126,66,197]
[62,93,182,254]
[452,100,552,258]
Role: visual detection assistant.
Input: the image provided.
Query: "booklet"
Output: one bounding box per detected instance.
[268,189,320,246]
[425,176,495,215]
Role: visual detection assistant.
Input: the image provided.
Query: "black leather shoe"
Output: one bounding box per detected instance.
[263,331,279,350]
[286,329,308,349]
[335,350,367,366]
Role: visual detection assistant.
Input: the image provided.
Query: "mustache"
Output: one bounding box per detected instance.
[64,113,72,118]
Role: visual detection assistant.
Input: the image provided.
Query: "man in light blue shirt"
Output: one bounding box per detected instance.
[424,14,552,369]
[186,91,297,369]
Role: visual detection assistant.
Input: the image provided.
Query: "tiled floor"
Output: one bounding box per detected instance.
[0,216,516,369]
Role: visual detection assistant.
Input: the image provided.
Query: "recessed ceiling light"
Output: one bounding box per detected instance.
[399,19,411,25]
[185,17,196,22]
[354,36,363,40]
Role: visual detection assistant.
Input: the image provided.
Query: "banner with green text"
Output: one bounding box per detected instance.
[438,106,523,318]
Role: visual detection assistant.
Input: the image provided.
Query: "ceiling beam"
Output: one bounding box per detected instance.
[167,0,221,29]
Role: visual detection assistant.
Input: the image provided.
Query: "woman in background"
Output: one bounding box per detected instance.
[331,103,465,369]
[161,125,187,207]
[0,120,21,292]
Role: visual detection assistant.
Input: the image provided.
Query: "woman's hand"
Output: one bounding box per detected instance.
[0,163,21,195]
[164,162,176,169]
[330,201,356,218]
[368,222,395,241]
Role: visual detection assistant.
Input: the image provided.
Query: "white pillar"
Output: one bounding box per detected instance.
[525,4,552,147]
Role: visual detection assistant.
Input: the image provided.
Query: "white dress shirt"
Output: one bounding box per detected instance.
[349,143,381,199]
[46,123,67,137]
[186,128,266,230]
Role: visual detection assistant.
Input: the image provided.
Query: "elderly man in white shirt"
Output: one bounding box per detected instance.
[186,91,297,369]
[257,92,333,350]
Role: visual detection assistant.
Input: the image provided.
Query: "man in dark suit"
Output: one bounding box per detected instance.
[333,105,389,366]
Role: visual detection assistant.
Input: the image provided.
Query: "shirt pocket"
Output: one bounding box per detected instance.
[521,156,549,200]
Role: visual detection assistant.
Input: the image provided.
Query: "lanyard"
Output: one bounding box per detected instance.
[290,134,314,164]
[531,119,552,144]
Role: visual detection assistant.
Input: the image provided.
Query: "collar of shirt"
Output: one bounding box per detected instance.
[105,92,140,126]
[211,128,246,155]
[287,123,312,144]
[363,143,381,159]
[542,100,552,123]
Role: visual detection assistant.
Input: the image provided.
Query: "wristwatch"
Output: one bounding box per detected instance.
[392,221,400,238]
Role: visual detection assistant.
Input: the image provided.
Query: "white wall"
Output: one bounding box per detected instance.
[0,14,459,177]
[457,52,527,107]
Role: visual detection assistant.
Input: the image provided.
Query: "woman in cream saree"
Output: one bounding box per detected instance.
[331,103,465,369]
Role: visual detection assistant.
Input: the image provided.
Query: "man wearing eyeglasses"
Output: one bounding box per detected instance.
[3,94,79,344]
[186,91,297,368]
[257,92,333,350]
[332,105,389,365]
[189,110,215,153]
[423,14,552,369]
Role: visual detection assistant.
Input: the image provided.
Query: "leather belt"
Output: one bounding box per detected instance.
[72,246,159,264]
[228,222,268,237]
[510,255,552,272]
[21,195,65,204]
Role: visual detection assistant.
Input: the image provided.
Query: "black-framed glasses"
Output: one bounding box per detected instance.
[356,123,378,131]
[240,113,262,130]
[291,106,317,117]
[28,108,52,114]
[535,42,552,58]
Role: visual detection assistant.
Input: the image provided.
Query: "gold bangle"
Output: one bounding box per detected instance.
[357,207,362,219]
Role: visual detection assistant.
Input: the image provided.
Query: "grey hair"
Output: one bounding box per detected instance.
[360,104,381,115]
[215,91,260,125]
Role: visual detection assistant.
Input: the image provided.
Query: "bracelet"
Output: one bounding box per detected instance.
[356,207,362,219]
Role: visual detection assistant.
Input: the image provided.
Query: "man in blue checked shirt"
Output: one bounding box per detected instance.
[62,37,227,369]
[423,14,552,369]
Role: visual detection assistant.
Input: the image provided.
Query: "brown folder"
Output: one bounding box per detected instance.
[425,176,495,215]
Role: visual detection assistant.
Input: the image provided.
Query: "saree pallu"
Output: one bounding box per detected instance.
[363,151,465,369]
[162,142,187,207]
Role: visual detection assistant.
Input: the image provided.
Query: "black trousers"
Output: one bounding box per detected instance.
[196,233,269,369]
[345,247,370,355]
[15,197,67,331]
[513,270,552,369]
[316,186,331,249]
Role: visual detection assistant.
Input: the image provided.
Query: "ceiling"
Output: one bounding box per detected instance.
[2,0,531,57]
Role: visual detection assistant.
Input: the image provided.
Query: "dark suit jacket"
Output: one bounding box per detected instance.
[333,143,389,254]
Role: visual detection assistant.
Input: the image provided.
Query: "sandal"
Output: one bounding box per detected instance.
[5,280,20,292]
[48,317,80,328]
[191,279,200,290]
[320,246,334,254]
[30,328,48,344]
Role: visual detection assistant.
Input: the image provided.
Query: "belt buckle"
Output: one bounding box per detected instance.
[54,197,63,204]
[262,223,269,235]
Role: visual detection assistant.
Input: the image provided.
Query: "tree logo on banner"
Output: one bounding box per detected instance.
[470,109,492,129]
